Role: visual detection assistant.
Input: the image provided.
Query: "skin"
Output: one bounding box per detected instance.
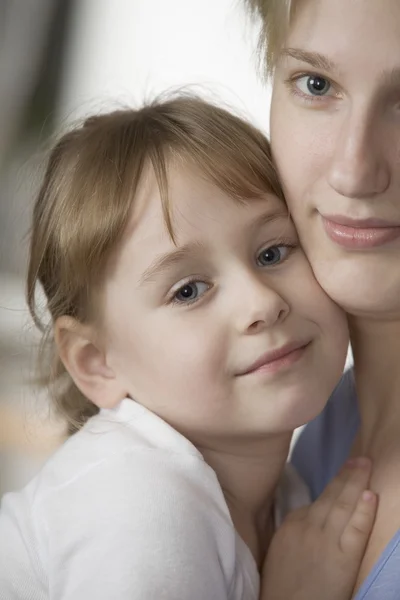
[56,163,348,568]
[271,0,400,318]
[270,0,400,586]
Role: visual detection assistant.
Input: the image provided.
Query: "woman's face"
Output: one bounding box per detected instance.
[270,0,400,319]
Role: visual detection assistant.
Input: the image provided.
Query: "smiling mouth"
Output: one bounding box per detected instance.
[238,341,311,377]
[321,215,400,249]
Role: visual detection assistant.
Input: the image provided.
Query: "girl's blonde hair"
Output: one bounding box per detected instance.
[246,0,293,75]
[27,95,283,434]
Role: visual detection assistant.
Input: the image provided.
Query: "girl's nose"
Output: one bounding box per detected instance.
[233,274,290,335]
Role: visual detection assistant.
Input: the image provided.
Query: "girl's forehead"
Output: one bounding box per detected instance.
[119,167,288,265]
[129,163,284,228]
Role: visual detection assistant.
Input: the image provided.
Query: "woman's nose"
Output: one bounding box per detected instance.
[327,111,390,199]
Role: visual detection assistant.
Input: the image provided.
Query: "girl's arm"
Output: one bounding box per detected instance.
[260,459,376,600]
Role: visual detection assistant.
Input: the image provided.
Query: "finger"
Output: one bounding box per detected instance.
[283,505,309,524]
[324,458,372,538]
[306,459,355,526]
[340,490,377,558]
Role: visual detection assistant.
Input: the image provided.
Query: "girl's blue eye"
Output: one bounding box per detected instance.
[297,75,331,96]
[257,245,291,267]
[173,281,209,304]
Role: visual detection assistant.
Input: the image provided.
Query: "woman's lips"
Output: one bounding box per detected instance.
[321,215,400,249]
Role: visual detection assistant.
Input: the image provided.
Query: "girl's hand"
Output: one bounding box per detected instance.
[260,458,377,600]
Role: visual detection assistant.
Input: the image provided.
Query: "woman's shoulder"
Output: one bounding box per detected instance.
[304,367,358,436]
[355,530,400,600]
[291,368,359,499]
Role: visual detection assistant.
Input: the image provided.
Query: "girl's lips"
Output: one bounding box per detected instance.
[238,341,311,376]
[321,215,400,249]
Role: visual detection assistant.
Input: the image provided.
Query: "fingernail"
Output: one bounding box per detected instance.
[350,457,370,468]
[362,490,375,502]
[356,457,371,468]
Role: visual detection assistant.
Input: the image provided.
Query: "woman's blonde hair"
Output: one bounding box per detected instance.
[246,0,293,75]
[27,95,283,434]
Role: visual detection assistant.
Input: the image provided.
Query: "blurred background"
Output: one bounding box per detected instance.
[0,0,271,497]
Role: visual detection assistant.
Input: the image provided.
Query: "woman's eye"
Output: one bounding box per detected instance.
[295,74,332,97]
[257,245,291,267]
[173,281,209,304]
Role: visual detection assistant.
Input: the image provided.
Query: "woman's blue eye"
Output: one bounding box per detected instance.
[173,281,209,304]
[257,245,290,267]
[294,74,332,97]
[307,75,330,95]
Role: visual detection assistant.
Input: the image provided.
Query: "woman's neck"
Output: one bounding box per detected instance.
[198,433,291,568]
[350,316,400,457]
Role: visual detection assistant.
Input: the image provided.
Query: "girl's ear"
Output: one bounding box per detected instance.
[54,316,126,409]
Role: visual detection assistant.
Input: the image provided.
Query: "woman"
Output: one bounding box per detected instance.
[247,1,400,598]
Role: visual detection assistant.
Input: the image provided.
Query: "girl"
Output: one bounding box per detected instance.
[247,1,400,598]
[0,96,375,599]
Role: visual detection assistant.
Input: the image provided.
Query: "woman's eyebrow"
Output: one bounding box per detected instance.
[280,47,337,72]
[281,48,400,90]
[139,241,206,286]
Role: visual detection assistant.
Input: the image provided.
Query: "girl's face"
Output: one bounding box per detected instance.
[99,164,348,448]
[270,0,400,319]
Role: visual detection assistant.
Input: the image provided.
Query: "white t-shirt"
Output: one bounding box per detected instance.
[0,398,310,600]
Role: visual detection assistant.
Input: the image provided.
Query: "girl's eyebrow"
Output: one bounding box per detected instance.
[138,210,289,287]
[250,210,289,232]
[280,47,337,72]
[139,241,206,286]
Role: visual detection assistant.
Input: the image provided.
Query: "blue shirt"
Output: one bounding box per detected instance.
[292,369,400,600]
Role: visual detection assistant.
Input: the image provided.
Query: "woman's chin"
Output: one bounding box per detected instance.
[311,260,400,320]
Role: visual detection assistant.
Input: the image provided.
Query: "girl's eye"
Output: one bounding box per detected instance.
[295,74,332,97]
[257,245,292,267]
[173,281,209,304]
